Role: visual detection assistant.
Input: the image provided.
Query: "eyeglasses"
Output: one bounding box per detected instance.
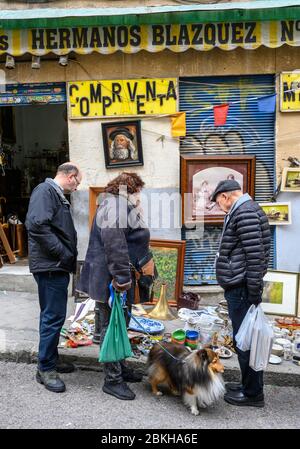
[74,175,80,186]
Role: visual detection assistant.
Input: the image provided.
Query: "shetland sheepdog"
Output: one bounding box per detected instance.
[147,342,225,415]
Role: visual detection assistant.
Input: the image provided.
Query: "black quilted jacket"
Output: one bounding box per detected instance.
[216,199,271,303]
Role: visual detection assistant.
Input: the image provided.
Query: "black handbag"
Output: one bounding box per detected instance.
[136,251,158,288]
[132,251,158,302]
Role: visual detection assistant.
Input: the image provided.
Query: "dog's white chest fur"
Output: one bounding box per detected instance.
[183,374,225,415]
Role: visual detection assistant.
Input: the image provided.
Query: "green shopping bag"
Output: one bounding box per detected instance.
[99,289,133,363]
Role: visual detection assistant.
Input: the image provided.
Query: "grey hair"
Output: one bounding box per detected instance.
[56,163,79,176]
[110,137,137,160]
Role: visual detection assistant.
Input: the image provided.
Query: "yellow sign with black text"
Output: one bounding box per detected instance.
[67,78,177,118]
[280,72,300,112]
[2,22,300,56]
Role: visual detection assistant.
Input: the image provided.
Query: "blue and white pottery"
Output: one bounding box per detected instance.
[128,316,165,334]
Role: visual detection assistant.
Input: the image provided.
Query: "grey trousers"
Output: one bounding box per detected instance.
[97,300,132,384]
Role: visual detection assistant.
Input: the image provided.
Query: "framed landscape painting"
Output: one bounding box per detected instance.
[149,239,186,306]
[281,167,300,192]
[259,202,292,225]
[261,270,299,316]
[180,155,256,225]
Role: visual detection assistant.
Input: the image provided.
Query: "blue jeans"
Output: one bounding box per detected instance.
[34,272,70,372]
[224,285,264,397]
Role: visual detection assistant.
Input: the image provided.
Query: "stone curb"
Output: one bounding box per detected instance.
[1,348,300,388]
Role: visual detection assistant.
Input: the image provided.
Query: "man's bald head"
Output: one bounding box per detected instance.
[55,162,82,193]
[56,162,80,176]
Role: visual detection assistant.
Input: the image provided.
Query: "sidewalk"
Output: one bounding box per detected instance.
[0,290,299,386]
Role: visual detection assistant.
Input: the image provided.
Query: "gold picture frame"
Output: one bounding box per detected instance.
[281,167,300,192]
[149,239,186,306]
[89,186,105,228]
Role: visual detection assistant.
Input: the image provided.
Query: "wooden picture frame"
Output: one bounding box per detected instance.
[89,186,105,229]
[259,202,292,225]
[180,154,256,225]
[281,167,300,192]
[261,270,299,317]
[149,239,186,306]
[101,120,144,169]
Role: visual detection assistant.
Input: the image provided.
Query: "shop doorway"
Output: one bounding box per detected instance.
[0,83,69,264]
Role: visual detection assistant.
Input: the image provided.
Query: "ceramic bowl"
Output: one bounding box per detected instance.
[271,343,284,356]
[185,330,199,341]
[171,329,186,345]
[269,354,282,365]
[215,346,233,359]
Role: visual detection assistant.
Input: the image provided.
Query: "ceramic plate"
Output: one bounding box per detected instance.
[269,354,282,365]
[275,338,290,346]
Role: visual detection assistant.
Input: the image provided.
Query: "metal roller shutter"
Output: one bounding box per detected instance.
[179,75,276,285]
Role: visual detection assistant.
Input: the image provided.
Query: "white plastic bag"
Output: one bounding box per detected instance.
[249,305,274,371]
[235,304,258,351]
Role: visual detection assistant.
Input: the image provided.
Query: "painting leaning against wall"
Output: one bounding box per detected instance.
[261,270,299,316]
[151,247,178,302]
[149,239,186,306]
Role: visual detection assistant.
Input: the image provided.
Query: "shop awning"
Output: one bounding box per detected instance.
[1,1,300,28]
[1,1,300,56]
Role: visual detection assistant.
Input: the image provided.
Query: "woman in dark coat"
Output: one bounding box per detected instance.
[77,172,150,401]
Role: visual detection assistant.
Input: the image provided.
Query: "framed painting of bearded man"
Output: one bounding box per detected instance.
[101,120,144,169]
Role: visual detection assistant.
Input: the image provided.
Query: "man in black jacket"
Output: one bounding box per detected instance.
[25,162,82,393]
[211,179,271,408]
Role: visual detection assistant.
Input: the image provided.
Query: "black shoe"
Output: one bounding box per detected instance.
[224,390,264,407]
[36,370,66,393]
[56,361,75,374]
[225,382,243,392]
[122,370,143,383]
[102,381,136,400]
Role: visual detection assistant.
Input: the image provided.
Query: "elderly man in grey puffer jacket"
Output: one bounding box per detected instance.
[212,179,271,409]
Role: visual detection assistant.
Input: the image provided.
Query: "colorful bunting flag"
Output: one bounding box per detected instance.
[257,94,276,113]
[214,104,229,126]
[171,112,186,137]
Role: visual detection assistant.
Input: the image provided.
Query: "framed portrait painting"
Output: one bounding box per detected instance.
[281,167,300,192]
[261,270,299,317]
[259,202,292,225]
[101,120,144,169]
[149,239,186,306]
[180,155,256,225]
